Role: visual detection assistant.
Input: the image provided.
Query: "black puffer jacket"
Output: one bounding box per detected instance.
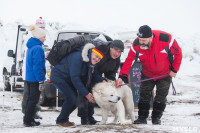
[96,45,120,80]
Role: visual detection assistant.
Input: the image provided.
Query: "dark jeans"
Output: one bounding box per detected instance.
[24,82,40,123]
[52,78,78,123]
[77,94,94,118]
[139,73,171,104]
[21,81,41,114]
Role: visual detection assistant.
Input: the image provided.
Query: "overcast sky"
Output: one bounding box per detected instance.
[0,0,200,36]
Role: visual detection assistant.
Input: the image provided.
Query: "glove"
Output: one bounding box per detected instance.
[39,81,45,91]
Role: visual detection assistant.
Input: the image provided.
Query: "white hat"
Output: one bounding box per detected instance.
[30,25,46,39]
[35,17,46,28]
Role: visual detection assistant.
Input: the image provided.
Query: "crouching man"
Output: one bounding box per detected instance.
[50,44,107,128]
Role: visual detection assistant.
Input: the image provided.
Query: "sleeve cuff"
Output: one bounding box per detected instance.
[119,75,128,83]
[171,67,177,73]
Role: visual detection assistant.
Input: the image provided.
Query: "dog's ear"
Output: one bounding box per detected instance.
[92,87,102,95]
[97,88,102,94]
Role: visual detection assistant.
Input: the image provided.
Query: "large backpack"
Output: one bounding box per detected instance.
[47,36,87,66]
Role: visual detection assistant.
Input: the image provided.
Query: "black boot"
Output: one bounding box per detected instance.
[152,117,161,125]
[134,117,147,124]
[23,118,40,127]
[152,102,166,125]
[81,117,99,125]
[88,116,99,125]
[134,102,150,124]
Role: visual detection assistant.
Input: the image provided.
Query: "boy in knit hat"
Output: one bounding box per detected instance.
[23,25,46,127]
[21,17,49,120]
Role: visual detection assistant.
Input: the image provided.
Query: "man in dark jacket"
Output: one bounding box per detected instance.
[77,36,124,125]
[96,40,124,80]
[50,43,107,128]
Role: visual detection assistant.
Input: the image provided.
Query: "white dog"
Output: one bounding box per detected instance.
[92,81,135,125]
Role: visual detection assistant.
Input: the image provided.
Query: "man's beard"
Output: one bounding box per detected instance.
[140,42,150,50]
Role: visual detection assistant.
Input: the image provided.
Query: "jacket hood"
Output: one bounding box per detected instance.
[82,43,95,62]
[26,37,43,48]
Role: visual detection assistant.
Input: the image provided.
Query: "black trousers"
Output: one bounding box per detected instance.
[23,82,40,123]
[21,81,41,114]
[77,94,95,118]
[139,73,171,104]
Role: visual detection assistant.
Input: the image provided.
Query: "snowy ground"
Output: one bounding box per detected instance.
[0,72,200,133]
[1,22,200,132]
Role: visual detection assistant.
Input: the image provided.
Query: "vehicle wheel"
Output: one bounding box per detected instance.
[40,89,49,106]
[3,70,11,91]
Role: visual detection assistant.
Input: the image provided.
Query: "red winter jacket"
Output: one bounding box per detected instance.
[119,30,182,81]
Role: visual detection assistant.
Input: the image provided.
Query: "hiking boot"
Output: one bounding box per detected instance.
[34,113,42,119]
[56,121,76,128]
[134,102,150,124]
[152,117,161,125]
[133,117,147,124]
[88,117,99,125]
[151,102,166,125]
[23,121,40,127]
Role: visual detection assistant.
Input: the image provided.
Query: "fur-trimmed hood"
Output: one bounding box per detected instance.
[82,43,95,62]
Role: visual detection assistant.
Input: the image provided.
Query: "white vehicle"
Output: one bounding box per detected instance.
[2,25,27,91]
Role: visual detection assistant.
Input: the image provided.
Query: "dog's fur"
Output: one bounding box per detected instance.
[92,81,135,125]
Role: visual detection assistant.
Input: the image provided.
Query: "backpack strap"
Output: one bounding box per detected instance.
[165,47,173,64]
[165,46,174,71]
[135,51,139,62]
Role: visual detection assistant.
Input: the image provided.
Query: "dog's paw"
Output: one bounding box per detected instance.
[109,122,117,125]
[97,121,106,125]
[120,121,129,125]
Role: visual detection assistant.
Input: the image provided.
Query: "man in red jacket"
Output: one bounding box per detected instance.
[116,25,182,125]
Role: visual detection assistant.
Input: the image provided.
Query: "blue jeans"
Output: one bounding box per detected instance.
[52,78,78,123]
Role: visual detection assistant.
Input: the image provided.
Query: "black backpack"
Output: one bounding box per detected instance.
[47,36,87,66]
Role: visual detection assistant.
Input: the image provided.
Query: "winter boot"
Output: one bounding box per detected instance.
[134,117,147,124]
[23,118,40,127]
[152,102,166,125]
[134,102,150,124]
[88,116,99,125]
